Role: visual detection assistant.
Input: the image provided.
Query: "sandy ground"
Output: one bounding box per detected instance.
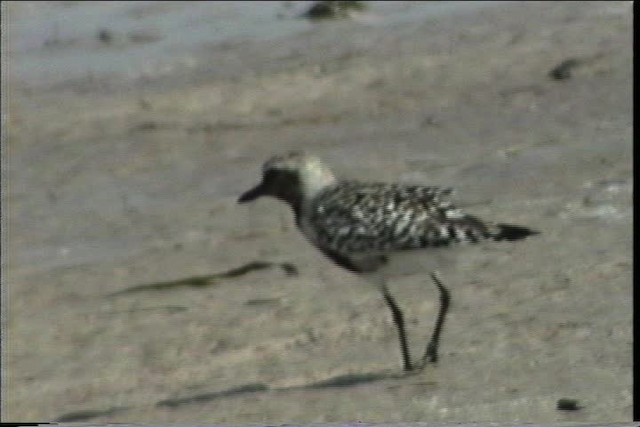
[3,1,632,423]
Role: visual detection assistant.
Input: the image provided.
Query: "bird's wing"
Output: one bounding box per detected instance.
[307,182,492,254]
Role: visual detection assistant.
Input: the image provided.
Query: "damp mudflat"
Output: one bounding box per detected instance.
[3,1,632,423]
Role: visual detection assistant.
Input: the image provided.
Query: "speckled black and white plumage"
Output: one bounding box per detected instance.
[238,151,539,371]
[239,151,538,274]
[308,182,489,252]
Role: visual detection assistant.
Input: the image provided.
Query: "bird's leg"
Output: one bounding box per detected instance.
[381,284,413,371]
[421,271,451,365]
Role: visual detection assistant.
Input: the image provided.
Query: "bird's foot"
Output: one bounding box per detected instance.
[424,341,439,364]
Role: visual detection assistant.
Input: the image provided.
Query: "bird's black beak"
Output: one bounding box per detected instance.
[238,181,267,203]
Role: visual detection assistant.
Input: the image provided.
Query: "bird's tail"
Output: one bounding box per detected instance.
[492,223,540,241]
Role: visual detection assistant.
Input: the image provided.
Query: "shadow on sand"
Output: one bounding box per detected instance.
[106,261,298,297]
[155,369,422,409]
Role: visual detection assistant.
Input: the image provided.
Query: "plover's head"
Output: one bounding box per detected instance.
[238,151,336,206]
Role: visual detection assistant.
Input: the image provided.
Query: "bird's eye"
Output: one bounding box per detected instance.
[263,169,280,182]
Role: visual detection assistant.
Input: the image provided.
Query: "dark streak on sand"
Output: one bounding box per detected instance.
[107,261,297,296]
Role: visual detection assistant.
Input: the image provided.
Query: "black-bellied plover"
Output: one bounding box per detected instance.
[238,151,539,371]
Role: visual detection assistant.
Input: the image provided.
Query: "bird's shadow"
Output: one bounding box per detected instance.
[154,368,424,409]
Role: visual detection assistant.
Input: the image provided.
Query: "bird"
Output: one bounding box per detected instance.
[238,151,539,372]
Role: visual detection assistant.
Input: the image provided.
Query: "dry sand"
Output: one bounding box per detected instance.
[3,1,632,423]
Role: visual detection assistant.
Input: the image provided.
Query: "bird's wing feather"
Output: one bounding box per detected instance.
[307,182,492,254]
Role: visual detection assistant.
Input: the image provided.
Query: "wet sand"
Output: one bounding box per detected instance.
[3,1,632,423]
